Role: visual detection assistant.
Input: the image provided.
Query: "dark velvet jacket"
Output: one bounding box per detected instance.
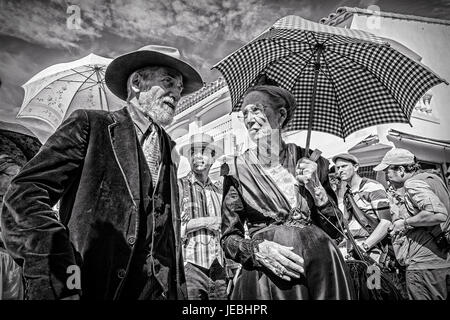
[1,107,185,300]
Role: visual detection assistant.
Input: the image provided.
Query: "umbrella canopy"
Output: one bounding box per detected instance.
[17,53,123,142]
[213,15,447,153]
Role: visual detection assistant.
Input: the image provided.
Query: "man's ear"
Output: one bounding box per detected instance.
[130,73,141,98]
[279,107,287,125]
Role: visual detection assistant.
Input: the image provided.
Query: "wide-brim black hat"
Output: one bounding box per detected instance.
[105,45,204,100]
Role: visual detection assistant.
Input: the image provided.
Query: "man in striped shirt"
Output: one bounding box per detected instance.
[178,133,233,300]
[333,153,392,262]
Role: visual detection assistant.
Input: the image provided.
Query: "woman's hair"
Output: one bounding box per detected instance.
[244,85,297,129]
[126,66,161,102]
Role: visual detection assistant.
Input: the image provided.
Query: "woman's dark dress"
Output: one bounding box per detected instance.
[220,144,356,300]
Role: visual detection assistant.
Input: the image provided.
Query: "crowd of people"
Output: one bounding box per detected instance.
[0,44,449,300]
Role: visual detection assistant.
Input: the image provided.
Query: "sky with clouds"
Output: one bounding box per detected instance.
[0,0,449,123]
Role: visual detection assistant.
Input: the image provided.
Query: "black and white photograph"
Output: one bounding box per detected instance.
[0,0,449,311]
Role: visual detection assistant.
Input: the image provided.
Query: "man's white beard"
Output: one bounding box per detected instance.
[141,102,174,127]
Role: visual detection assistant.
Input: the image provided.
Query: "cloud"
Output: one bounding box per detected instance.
[0,0,320,85]
[0,81,22,121]
[0,0,316,51]
[358,0,380,8]
[0,0,101,50]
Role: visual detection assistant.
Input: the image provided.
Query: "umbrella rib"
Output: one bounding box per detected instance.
[54,68,98,84]
[326,46,413,125]
[278,30,337,49]
[267,30,314,51]
[279,31,317,88]
[95,69,105,110]
[54,79,96,83]
[310,32,337,48]
[65,70,98,115]
[320,53,347,138]
[257,39,314,88]
[69,68,100,80]
[99,80,113,111]
[269,32,335,71]
[24,68,95,105]
[304,31,314,52]
[77,82,101,92]
[319,33,336,47]
[97,67,115,110]
[269,39,313,63]
[291,40,317,86]
[280,49,316,90]
[311,32,319,44]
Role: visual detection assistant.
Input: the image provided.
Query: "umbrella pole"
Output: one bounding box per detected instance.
[95,68,105,111]
[305,45,322,157]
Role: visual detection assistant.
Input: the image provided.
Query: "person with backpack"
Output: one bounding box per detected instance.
[332,153,392,263]
[374,148,450,300]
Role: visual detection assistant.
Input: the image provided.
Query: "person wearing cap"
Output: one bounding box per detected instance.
[374,148,450,300]
[1,45,203,300]
[178,133,236,300]
[333,153,392,263]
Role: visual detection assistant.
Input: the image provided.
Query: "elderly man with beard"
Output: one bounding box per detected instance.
[1,45,203,300]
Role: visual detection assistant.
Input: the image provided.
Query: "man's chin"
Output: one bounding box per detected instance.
[158,116,174,127]
[150,111,174,127]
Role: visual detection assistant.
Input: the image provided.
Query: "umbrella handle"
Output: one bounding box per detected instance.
[308,148,322,162]
[305,44,322,157]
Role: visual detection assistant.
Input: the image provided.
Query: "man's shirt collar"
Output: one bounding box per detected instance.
[187,171,213,188]
[127,99,153,135]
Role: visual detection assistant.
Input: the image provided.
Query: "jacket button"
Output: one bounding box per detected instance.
[117,269,126,279]
[127,236,136,246]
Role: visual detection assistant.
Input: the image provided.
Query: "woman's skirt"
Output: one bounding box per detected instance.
[231,224,356,300]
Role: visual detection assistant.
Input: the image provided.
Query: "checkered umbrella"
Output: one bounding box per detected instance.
[213,15,448,154]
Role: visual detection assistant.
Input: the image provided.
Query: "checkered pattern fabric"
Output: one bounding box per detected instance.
[213,15,447,138]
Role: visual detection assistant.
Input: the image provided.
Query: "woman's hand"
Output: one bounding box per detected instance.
[296,158,329,206]
[255,240,304,281]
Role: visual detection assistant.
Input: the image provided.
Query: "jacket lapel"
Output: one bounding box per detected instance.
[108,107,141,203]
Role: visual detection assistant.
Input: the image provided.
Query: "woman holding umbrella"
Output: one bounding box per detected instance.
[220,84,356,300]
